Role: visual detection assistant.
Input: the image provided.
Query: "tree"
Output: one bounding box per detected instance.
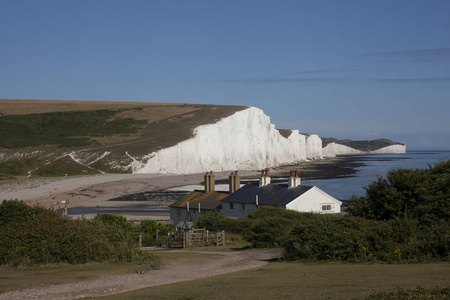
[347,160,450,224]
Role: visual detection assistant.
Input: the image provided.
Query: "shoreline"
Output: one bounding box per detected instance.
[0,156,369,220]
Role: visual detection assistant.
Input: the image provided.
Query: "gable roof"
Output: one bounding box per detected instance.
[222,183,314,206]
[169,190,229,210]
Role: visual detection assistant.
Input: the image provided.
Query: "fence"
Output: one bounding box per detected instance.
[160,229,225,248]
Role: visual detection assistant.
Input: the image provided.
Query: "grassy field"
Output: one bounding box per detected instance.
[0,250,216,294]
[1,248,448,299]
[0,262,151,293]
[95,261,449,300]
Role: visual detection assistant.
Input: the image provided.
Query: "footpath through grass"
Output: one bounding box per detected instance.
[94,261,450,300]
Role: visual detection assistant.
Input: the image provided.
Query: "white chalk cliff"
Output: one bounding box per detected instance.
[370,145,406,154]
[133,107,322,174]
[127,107,406,174]
[322,142,363,157]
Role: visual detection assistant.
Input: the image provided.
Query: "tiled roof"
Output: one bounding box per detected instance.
[222,183,314,206]
[169,190,229,210]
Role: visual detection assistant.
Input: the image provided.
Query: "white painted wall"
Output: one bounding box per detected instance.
[286,187,342,214]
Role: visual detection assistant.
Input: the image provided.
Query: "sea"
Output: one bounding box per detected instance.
[302,150,450,201]
[68,150,449,216]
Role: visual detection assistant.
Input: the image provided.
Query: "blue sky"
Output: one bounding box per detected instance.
[1,0,449,150]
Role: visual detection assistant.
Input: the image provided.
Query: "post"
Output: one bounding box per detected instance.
[139,234,142,247]
[156,229,159,247]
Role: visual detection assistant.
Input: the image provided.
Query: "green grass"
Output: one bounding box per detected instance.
[94,262,450,300]
[0,262,150,293]
[0,109,147,149]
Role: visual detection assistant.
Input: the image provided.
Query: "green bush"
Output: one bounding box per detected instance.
[138,219,174,247]
[0,200,40,226]
[243,207,307,248]
[215,217,250,234]
[347,160,450,225]
[195,210,225,231]
[0,202,146,267]
[281,214,449,263]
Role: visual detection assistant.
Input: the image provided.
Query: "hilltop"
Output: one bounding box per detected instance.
[0,99,405,177]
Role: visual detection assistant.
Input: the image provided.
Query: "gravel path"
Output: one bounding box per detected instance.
[0,249,281,300]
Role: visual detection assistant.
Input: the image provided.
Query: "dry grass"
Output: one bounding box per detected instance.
[97,262,450,300]
[0,99,181,116]
[0,263,149,293]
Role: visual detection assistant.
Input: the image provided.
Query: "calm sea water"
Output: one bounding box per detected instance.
[301,150,450,201]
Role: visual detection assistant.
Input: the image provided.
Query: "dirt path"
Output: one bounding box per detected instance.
[0,249,281,300]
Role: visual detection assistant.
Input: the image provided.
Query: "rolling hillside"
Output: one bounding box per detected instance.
[0,99,246,176]
[0,99,405,177]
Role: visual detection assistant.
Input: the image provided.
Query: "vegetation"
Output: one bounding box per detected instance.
[365,286,450,300]
[0,200,167,267]
[282,214,448,262]
[347,160,450,225]
[88,262,449,300]
[195,210,226,231]
[205,206,448,263]
[0,110,147,149]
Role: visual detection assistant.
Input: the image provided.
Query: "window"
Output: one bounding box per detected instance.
[322,205,331,211]
[230,203,234,210]
[176,208,181,216]
[242,203,245,210]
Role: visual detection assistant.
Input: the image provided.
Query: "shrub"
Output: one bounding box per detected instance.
[215,217,250,234]
[347,160,450,225]
[281,214,449,263]
[243,207,307,248]
[0,202,146,267]
[0,200,40,226]
[195,210,225,231]
[138,219,175,247]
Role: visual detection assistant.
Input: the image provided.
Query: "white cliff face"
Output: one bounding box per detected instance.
[133,107,322,174]
[370,144,406,154]
[305,134,323,159]
[322,142,363,157]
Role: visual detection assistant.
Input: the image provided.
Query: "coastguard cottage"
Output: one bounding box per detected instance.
[222,169,342,218]
[169,170,341,227]
[169,171,241,228]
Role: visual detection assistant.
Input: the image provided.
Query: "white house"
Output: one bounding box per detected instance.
[222,170,342,218]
